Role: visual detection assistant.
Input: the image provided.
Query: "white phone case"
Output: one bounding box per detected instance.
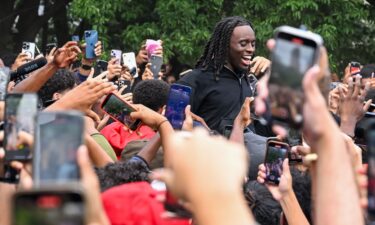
[122,52,138,78]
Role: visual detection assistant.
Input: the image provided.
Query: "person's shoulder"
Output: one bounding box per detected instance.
[178,68,213,85]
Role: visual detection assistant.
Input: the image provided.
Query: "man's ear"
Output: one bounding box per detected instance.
[52,92,62,100]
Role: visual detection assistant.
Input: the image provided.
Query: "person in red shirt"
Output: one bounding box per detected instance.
[101,80,170,158]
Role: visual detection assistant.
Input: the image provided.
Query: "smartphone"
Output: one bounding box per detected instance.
[101,93,141,130]
[12,189,84,225]
[150,55,163,79]
[0,68,9,101]
[145,39,161,59]
[45,43,57,55]
[33,111,84,186]
[165,84,192,130]
[110,49,122,64]
[368,122,375,218]
[21,42,36,59]
[268,26,323,128]
[122,52,138,78]
[264,140,289,185]
[164,190,192,218]
[286,128,303,163]
[117,79,131,94]
[84,30,98,59]
[93,60,108,78]
[4,93,38,161]
[72,35,80,42]
[350,61,361,76]
[0,164,20,184]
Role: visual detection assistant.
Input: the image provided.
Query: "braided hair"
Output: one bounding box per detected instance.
[195,16,254,80]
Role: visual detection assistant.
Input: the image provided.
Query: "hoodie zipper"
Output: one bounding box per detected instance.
[223,65,245,103]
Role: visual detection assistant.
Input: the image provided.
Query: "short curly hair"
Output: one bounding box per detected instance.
[132,80,170,111]
[95,159,150,192]
[38,69,76,106]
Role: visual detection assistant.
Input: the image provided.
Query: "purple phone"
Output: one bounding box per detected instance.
[165,84,192,130]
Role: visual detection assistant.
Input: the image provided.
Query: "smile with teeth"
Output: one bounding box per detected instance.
[241,56,252,65]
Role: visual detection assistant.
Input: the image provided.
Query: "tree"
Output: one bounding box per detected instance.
[0,0,72,55]
[70,0,375,75]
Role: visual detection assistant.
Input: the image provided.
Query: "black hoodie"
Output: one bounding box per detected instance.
[178,66,254,133]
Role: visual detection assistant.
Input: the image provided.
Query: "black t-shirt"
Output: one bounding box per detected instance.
[178,67,254,133]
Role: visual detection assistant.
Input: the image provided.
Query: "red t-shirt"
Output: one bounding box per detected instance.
[101,122,156,159]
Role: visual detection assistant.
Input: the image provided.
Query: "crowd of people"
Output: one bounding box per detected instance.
[0,15,374,225]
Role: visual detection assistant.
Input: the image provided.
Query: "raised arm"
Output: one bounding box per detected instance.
[12,41,81,93]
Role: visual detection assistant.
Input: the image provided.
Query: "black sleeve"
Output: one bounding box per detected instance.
[177,70,200,113]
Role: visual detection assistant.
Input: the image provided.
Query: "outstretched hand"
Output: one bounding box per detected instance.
[53,41,81,68]
[257,159,292,201]
[47,78,116,122]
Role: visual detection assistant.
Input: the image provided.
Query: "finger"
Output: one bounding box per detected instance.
[292,145,311,156]
[0,148,4,159]
[77,145,94,177]
[251,59,262,74]
[352,75,362,97]
[347,77,354,96]
[10,161,23,170]
[87,68,95,80]
[94,71,108,81]
[257,176,265,184]
[118,85,127,94]
[63,41,79,48]
[364,99,372,112]
[70,46,82,54]
[255,75,269,115]
[338,85,345,101]
[272,125,287,139]
[86,110,100,123]
[258,170,267,179]
[146,63,151,69]
[258,163,266,172]
[282,158,290,176]
[260,60,270,73]
[94,41,101,48]
[302,65,321,102]
[360,81,370,100]
[150,168,174,187]
[266,39,276,51]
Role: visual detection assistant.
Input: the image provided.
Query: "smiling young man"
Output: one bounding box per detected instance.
[179,16,270,134]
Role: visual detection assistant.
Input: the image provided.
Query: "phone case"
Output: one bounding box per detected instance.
[22,42,36,59]
[146,39,161,59]
[33,111,84,187]
[264,140,289,185]
[111,49,122,64]
[165,84,192,130]
[4,93,38,161]
[101,93,141,130]
[84,30,98,59]
[150,55,163,79]
[72,35,80,42]
[122,52,138,78]
[0,68,9,101]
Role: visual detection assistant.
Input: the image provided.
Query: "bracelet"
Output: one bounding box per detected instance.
[156,119,169,130]
[81,64,92,70]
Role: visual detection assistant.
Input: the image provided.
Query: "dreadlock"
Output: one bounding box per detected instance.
[195,16,254,80]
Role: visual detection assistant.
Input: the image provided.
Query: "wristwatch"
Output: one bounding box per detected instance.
[81,64,92,70]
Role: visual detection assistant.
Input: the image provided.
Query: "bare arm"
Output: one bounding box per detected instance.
[11,61,57,93]
[230,97,252,143]
[137,133,162,165]
[280,190,310,225]
[85,134,113,167]
[12,42,81,93]
[0,183,16,225]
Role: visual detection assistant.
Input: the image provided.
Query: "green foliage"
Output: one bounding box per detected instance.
[70,0,375,75]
